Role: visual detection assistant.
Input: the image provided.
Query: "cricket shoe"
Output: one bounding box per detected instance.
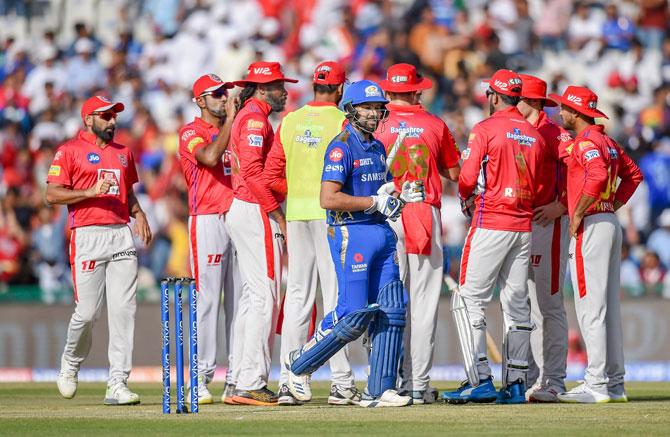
[185,375,213,405]
[328,384,362,405]
[496,379,527,404]
[557,382,610,404]
[400,387,439,405]
[104,381,140,405]
[57,357,78,399]
[359,389,412,408]
[278,384,304,406]
[442,377,497,404]
[608,385,628,403]
[221,383,239,405]
[526,382,562,403]
[231,386,278,406]
[285,351,313,402]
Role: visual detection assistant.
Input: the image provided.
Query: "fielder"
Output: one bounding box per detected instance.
[264,61,359,406]
[516,74,572,403]
[178,74,241,404]
[48,96,151,405]
[284,80,425,408]
[227,61,296,405]
[548,86,643,403]
[442,69,545,404]
[376,63,460,405]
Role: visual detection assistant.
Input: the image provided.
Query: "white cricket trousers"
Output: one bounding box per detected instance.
[62,224,137,384]
[278,219,354,387]
[390,206,443,392]
[569,213,624,392]
[459,227,531,383]
[188,214,241,384]
[527,216,569,390]
[227,198,284,391]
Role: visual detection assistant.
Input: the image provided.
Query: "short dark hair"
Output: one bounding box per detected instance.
[313,83,340,94]
[499,92,520,106]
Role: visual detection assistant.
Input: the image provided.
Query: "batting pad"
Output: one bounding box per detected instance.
[291,305,379,376]
[368,280,406,398]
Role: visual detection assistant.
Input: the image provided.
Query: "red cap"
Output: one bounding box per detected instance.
[518,74,556,107]
[549,86,609,119]
[233,61,298,86]
[379,63,433,93]
[80,95,124,120]
[313,61,346,85]
[484,69,522,97]
[192,74,234,99]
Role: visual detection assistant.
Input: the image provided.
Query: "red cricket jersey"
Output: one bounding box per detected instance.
[376,103,460,208]
[178,117,234,215]
[532,111,571,208]
[562,124,643,218]
[229,98,283,212]
[47,130,138,228]
[459,106,545,232]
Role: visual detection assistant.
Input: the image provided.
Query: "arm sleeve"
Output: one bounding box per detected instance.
[179,127,207,165]
[576,140,609,198]
[237,114,280,212]
[458,125,487,200]
[46,145,73,187]
[439,124,461,169]
[321,140,350,184]
[263,122,288,196]
[614,144,643,204]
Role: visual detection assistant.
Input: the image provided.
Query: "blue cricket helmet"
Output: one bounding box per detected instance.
[340,80,389,110]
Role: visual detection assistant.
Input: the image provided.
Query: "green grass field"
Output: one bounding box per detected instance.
[1,382,669,436]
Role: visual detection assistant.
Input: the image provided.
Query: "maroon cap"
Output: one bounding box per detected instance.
[313,61,346,85]
[484,69,522,97]
[549,86,609,119]
[379,63,433,93]
[518,74,556,107]
[233,61,298,86]
[80,95,124,120]
[192,74,234,99]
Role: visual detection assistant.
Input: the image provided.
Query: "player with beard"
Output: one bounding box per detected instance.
[178,74,242,405]
[226,62,297,405]
[49,96,151,405]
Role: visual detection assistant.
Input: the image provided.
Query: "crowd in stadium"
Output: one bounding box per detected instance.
[0,0,669,302]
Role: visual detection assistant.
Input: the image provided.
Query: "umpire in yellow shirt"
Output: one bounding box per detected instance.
[264,61,359,406]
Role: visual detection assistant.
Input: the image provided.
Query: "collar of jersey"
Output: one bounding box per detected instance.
[345,123,375,151]
[194,116,215,130]
[77,130,99,146]
[579,124,605,139]
[243,97,272,116]
[307,100,337,107]
[386,103,423,112]
[493,106,524,118]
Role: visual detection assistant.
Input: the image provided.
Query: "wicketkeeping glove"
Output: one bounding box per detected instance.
[365,193,404,221]
[399,180,425,203]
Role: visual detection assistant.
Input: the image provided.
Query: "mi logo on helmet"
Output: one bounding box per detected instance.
[364,85,381,97]
[87,152,101,164]
[253,67,272,75]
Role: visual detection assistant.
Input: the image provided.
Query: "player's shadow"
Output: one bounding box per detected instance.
[629,396,670,402]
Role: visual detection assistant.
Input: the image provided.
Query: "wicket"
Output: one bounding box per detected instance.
[161,277,198,414]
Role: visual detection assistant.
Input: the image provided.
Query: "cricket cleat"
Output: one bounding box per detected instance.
[496,379,527,404]
[359,389,412,408]
[186,375,212,405]
[401,387,439,405]
[57,369,78,399]
[104,381,140,405]
[558,382,610,404]
[278,384,304,406]
[442,377,497,404]
[231,386,278,406]
[526,382,562,403]
[328,384,362,405]
[608,384,628,403]
[221,383,239,405]
[285,351,313,402]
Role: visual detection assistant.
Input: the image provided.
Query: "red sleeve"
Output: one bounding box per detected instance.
[126,150,139,186]
[458,125,487,200]
[47,145,73,186]
[264,122,288,196]
[575,139,608,198]
[439,124,460,169]
[179,127,207,165]
[614,144,643,204]
[237,113,280,212]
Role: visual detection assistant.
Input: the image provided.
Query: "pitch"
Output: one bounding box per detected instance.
[1,382,669,436]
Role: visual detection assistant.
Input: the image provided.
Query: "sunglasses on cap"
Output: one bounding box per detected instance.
[94,111,117,121]
[201,88,228,99]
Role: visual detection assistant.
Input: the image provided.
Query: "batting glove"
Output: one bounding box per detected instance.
[399,180,425,203]
[365,194,403,221]
[459,194,475,218]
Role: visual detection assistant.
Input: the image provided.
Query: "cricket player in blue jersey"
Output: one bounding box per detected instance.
[284,80,425,407]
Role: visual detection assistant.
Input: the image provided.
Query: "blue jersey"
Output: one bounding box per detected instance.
[321,124,388,226]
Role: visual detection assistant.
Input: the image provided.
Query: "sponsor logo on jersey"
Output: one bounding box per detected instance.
[354,253,364,263]
[353,157,373,168]
[607,147,618,159]
[390,121,424,138]
[324,164,344,172]
[54,151,63,160]
[584,149,600,161]
[48,165,61,176]
[468,133,476,142]
[246,119,265,130]
[118,154,128,167]
[351,253,367,272]
[506,128,536,147]
[207,254,222,266]
[461,148,471,160]
[295,129,321,148]
[361,172,386,182]
[329,147,344,162]
[181,129,196,141]
[112,249,137,260]
[578,140,595,151]
[247,134,263,147]
[364,85,382,97]
[87,152,101,164]
[187,137,205,153]
[558,132,572,143]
